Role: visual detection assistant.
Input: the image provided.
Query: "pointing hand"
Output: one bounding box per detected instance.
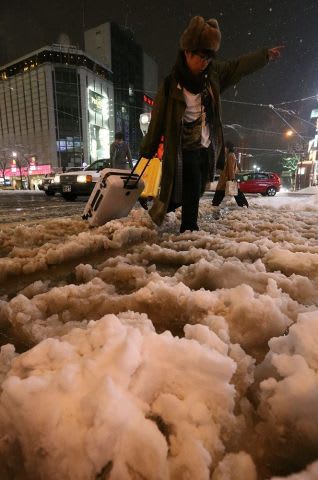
[268,46,284,61]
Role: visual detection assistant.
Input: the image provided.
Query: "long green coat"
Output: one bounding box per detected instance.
[140,48,269,226]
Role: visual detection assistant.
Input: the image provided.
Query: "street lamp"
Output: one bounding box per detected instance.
[12,151,17,157]
[285,130,294,138]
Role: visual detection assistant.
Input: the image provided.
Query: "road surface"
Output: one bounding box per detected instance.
[0,189,314,225]
[0,190,86,224]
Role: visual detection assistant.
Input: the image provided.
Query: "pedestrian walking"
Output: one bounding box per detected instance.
[110,132,133,170]
[212,140,248,207]
[139,15,283,232]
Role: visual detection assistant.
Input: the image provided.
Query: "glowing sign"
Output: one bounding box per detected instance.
[89,90,104,113]
[143,94,154,107]
[89,90,109,119]
[88,88,110,161]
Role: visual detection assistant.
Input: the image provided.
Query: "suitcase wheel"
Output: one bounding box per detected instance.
[82,211,92,220]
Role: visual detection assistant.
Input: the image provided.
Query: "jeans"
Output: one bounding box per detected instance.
[180,148,209,233]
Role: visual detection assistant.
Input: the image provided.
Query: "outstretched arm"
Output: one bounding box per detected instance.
[215,46,283,93]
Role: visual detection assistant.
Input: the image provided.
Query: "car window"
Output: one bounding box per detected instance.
[86,159,110,171]
[255,173,269,179]
[241,174,252,181]
[86,160,103,171]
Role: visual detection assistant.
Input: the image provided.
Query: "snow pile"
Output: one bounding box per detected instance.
[1,196,318,477]
[212,451,257,480]
[0,210,156,283]
[264,247,318,278]
[4,270,306,363]
[255,311,318,472]
[0,217,87,257]
[0,313,239,479]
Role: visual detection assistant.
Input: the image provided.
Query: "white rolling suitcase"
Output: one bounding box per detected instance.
[82,168,145,227]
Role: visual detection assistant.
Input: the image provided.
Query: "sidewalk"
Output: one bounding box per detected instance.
[287,186,318,195]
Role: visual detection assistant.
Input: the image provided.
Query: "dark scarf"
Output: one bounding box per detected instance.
[173,51,214,122]
[173,50,207,94]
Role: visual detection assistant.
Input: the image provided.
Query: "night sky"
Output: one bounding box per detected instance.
[1,0,317,170]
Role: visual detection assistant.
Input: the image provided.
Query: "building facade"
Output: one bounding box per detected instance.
[0,44,115,177]
[84,22,158,156]
[296,109,318,190]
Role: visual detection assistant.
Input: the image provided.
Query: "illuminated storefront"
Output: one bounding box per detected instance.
[2,161,52,189]
[0,44,114,171]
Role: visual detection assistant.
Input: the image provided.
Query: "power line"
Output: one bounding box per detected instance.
[268,105,305,141]
[225,123,309,137]
[275,95,318,106]
[238,146,287,153]
[222,96,313,139]
[222,98,269,108]
[284,110,316,129]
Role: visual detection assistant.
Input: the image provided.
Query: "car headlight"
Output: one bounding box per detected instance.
[77,175,92,183]
[54,175,60,183]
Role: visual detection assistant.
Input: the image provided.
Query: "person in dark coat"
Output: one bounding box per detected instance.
[212,140,248,207]
[139,15,283,232]
[110,132,133,169]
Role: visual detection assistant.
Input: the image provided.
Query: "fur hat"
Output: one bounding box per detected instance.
[180,16,221,52]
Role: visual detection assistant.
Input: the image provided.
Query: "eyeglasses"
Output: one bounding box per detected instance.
[193,50,215,62]
[196,53,211,62]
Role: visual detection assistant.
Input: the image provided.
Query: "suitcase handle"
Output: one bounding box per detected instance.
[123,156,152,189]
[102,171,140,190]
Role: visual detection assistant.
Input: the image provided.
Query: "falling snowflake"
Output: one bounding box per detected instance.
[269,7,272,12]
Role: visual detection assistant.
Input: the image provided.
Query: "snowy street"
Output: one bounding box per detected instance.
[0,192,318,479]
[0,189,313,225]
[0,190,86,224]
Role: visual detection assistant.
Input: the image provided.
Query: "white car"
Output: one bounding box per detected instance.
[39,175,56,195]
[54,159,111,201]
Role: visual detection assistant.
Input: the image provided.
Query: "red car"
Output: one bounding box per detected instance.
[237,171,281,196]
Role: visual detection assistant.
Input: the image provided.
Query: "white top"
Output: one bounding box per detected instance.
[182,87,211,148]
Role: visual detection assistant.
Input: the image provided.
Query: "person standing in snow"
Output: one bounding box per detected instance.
[139,15,283,233]
[212,140,248,208]
[110,132,133,170]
